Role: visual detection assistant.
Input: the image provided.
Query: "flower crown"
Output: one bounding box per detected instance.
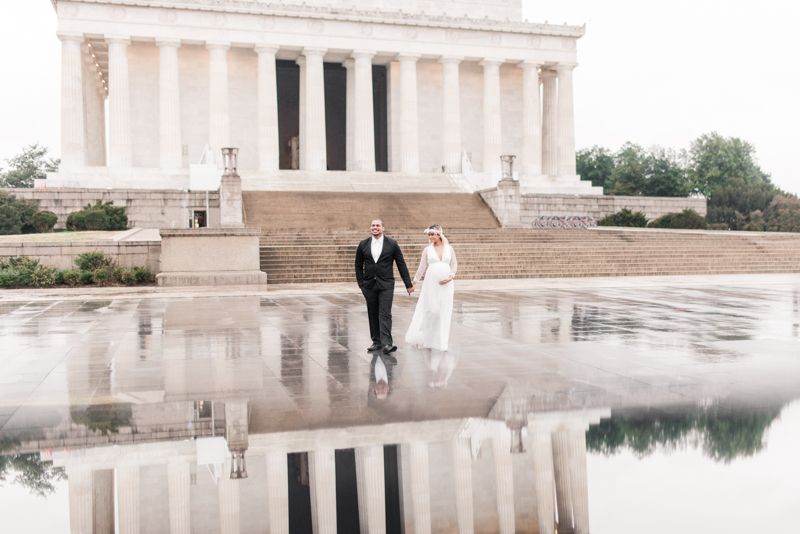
[423,228,440,236]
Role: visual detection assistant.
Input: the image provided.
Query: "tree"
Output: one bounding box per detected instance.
[0,191,38,234]
[577,146,615,190]
[0,144,60,189]
[642,147,690,197]
[0,453,66,497]
[607,142,647,196]
[706,178,779,230]
[764,194,800,233]
[688,132,771,197]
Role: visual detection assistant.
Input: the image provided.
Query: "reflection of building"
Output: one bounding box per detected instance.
[51,406,608,534]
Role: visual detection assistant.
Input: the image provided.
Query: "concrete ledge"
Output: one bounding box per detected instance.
[156,270,267,287]
[160,227,261,238]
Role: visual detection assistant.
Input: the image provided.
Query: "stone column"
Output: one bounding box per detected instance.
[309,449,337,534]
[207,41,231,167]
[343,59,355,171]
[267,452,290,534]
[58,32,86,168]
[530,432,555,534]
[439,56,463,173]
[407,442,431,534]
[83,45,107,167]
[256,45,280,171]
[94,469,115,534]
[106,36,132,167]
[300,48,328,171]
[567,429,590,534]
[397,54,420,173]
[157,39,182,169]
[555,63,578,176]
[355,445,386,534]
[480,59,503,176]
[352,51,376,172]
[492,430,515,534]
[540,70,558,176]
[519,62,543,180]
[167,460,191,534]
[218,458,241,534]
[451,439,474,534]
[116,465,140,534]
[552,430,574,534]
[67,466,93,534]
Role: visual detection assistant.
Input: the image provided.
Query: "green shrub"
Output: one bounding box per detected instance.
[62,269,80,286]
[0,267,22,287]
[79,270,94,285]
[0,257,57,287]
[0,191,37,235]
[597,208,649,228]
[74,251,113,271]
[66,210,87,231]
[764,194,800,233]
[112,267,126,284]
[84,210,109,231]
[93,268,109,285]
[31,211,58,233]
[647,209,707,230]
[132,267,150,284]
[708,223,729,230]
[0,205,22,235]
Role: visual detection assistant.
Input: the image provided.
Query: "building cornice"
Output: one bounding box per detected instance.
[52,0,587,38]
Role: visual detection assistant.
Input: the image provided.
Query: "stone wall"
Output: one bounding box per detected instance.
[7,188,220,230]
[520,194,708,223]
[0,240,161,273]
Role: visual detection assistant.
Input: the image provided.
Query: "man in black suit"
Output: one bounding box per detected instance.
[355,219,414,354]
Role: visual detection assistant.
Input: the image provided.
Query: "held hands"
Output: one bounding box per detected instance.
[407,282,416,295]
[439,276,453,285]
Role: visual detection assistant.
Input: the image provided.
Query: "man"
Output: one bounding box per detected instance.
[355,219,414,354]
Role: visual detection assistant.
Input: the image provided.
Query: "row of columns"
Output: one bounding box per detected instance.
[58,34,577,177]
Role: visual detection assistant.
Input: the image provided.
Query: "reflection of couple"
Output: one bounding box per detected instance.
[355,219,458,355]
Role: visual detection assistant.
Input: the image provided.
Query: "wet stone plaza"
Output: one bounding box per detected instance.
[1,281,799,533]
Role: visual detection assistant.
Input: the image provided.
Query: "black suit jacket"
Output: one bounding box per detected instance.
[355,235,413,290]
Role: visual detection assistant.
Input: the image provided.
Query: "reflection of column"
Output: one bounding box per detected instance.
[94,469,115,534]
[519,61,543,180]
[68,466,93,534]
[408,443,431,534]
[157,39,182,169]
[530,432,555,534]
[106,36,133,167]
[541,70,557,176]
[309,449,337,534]
[492,430,515,534]
[397,54,420,173]
[439,56,462,172]
[343,59,355,171]
[568,429,590,534]
[117,466,141,534]
[300,48,328,171]
[552,431,574,534]
[297,56,306,170]
[207,41,231,167]
[256,45,280,171]
[355,445,386,534]
[267,452,290,534]
[451,439,474,534]
[168,461,191,534]
[352,51,376,172]
[480,59,503,175]
[218,458,240,534]
[555,63,578,176]
[57,32,86,168]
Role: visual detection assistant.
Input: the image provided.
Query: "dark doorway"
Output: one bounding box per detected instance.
[383,445,402,534]
[335,449,360,533]
[324,64,347,171]
[276,60,299,171]
[372,65,388,172]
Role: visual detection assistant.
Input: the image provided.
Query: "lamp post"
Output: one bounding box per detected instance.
[500,155,516,182]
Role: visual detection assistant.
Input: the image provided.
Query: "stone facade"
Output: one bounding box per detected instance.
[0,240,161,273]
[44,0,600,195]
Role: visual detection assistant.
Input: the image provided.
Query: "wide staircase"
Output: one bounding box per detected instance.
[244,192,800,284]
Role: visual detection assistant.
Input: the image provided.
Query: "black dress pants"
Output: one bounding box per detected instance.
[362,284,394,346]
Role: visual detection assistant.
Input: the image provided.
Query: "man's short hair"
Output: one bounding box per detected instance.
[371,218,384,227]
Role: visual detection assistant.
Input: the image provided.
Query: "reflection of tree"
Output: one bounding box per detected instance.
[1,438,65,497]
[587,406,781,463]
[70,403,133,436]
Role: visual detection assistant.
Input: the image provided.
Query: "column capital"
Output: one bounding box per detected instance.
[254,44,279,54]
[396,53,421,62]
[206,41,231,51]
[518,60,544,70]
[554,62,578,71]
[56,31,84,43]
[301,47,327,57]
[295,56,306,66]
[342,58,354,68]
[105,35,131,46]
[439,55,464,65]
[479,58,505,67]
[156,38,181,48]
[540,68,558,78]
[351,49,377,60]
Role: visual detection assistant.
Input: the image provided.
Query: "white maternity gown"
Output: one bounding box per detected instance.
[405,244,458,351]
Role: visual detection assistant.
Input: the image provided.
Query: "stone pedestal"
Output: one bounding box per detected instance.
[220,175,244,228]
[479,180,522,228]
[156,228,267,286]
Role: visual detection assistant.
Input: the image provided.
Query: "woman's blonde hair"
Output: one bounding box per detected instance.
[426,224,449,245]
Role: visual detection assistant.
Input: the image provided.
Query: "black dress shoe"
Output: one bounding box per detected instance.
[367,344,382,352]
[382,345,397,354]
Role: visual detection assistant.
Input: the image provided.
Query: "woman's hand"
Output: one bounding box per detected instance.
[439,276,453,285]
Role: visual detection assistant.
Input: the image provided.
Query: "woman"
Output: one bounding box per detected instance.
[405,225,457,351]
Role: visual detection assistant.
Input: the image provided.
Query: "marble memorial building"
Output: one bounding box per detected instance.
[46,0,601,194]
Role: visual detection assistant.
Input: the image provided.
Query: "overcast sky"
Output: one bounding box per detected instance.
[0,1,797,194]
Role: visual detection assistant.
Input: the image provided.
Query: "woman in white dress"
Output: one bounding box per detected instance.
[405,225,458,351]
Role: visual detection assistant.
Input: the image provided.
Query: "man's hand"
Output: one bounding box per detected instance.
[407,285,415,295]
[439,276,453,285]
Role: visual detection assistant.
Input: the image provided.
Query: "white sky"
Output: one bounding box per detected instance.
[0,1,797,194]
